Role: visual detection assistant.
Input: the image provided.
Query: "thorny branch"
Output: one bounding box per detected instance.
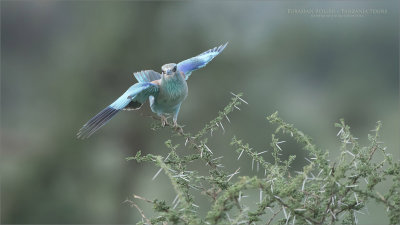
[124,199,152,225]
[127,96,399,225]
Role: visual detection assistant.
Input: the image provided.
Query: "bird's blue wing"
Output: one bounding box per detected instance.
[177,42,228,80]
[133,70,162,83]
[77,82,159,139]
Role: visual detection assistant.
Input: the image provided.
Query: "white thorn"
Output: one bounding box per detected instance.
[317,169,323,177]
[282,206,288,219]
[230,92,248,104]
[173,199,180,209]
[211,156,223,161]
[227,168,240,181]
[285,211,291,225]
[219,122,225,133]
[354,211,358,224]
[225,114,231,123]
[345,151,355,157]
[337,127,344,136]
[164,153,171,161]
[302,178,306,191]
[189,185,199,191]
[354,193,359,205]
[355,210,365,215]
[238,149,244,160]
[172,194,179,204]
[226,212,232,222]
[204,144,213,154]
[329,209,336,219]
[294,208,306,211]
[257,150,268,155]
[152,168,163,180]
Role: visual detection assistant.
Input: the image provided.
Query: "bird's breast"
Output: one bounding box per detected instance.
[155,76,188,108]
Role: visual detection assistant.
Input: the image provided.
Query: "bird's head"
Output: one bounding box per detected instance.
[161,63,177,76]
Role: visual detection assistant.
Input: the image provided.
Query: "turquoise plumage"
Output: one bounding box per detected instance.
[77,42,228,139]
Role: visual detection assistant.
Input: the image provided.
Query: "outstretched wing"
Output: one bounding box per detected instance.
[133,70,162,83]
[177,42,228,80]
[77,82,159,139]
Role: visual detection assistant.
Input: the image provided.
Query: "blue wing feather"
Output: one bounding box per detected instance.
[177,42,228,80]
[133,70,162,83]
[77,82,159,139]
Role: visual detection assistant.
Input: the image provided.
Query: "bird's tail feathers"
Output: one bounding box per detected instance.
[77,83,154,139]
[77,106,120,139]
[77,91,132,139]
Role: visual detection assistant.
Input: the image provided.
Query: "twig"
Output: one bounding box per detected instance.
[266,207,283,225]
[124,199,152,225]
[133,194,154,204]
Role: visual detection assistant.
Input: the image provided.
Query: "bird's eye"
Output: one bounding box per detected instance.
[172,66,177,72]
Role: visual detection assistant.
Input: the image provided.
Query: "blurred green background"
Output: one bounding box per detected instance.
[1,1,398,224]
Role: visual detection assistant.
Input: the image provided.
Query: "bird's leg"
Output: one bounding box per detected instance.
[171,105,183,130]
[173,117,184,133]
[160,115,168,127]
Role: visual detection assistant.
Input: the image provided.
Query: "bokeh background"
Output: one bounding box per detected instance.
[1,1,399,224]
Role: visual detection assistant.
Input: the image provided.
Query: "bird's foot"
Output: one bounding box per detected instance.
[160,116,168,127]
[173,120,184,133]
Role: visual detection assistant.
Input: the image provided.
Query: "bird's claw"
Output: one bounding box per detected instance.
[160,116,168,127]
[173,121,184,132]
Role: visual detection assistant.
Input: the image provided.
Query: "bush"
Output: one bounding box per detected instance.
[126,93,400,225]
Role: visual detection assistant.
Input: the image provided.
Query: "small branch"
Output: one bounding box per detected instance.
[124,199,152,225]
[266,207,282,225]
[156,156,190,208]
[273,196,321,225]
[147,113,222,173]
[133,194,154,204]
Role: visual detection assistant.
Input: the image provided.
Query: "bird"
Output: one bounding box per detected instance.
[77,42,228,139]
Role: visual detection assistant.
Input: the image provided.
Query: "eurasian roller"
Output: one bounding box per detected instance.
[77,43,228,139]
